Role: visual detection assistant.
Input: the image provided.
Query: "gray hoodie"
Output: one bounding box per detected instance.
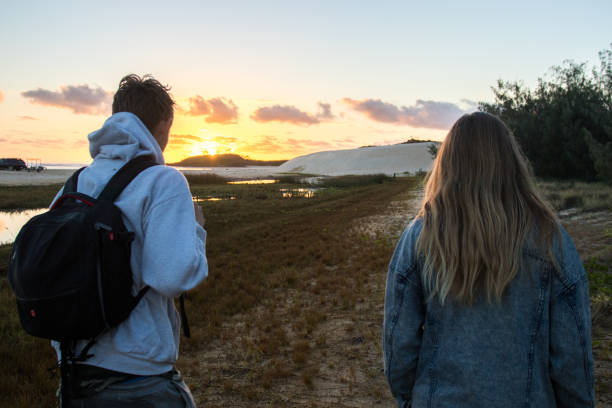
[52,112,208,375]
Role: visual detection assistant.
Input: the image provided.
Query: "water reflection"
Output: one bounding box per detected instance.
[280,188,316,198]
[0,208,46,245]
[192,195,236,203]
[228,179,278,185]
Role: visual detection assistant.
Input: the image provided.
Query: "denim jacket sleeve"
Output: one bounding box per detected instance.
[549,226,595,407]
[383,219,425,407]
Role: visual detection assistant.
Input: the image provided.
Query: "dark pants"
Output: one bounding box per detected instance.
[59,368,196,408]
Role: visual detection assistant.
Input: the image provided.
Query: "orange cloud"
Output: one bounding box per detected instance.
[1,134,87,148]
[251,105,319,125]
[181,95,238,124]
[21,84,111,115]
[251,102,335,126]
[169,134,204,146]
[0,89,4,103]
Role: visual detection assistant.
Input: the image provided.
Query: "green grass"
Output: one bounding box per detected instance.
[0,176,420,407]
[537,180,612,212]
[183,173,229,185]
[2,177,610,406]
[0,184,62,210]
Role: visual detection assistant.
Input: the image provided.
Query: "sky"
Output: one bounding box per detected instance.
[1,1,610,164]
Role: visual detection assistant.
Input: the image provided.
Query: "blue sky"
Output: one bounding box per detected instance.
[1,0,610,162]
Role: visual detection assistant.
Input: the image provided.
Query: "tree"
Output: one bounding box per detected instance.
[480,45,612,182]
[428,143,439,160]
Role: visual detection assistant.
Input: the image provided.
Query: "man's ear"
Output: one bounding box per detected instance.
[153,118,173,152]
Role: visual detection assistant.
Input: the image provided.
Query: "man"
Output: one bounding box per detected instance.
[53,74,208,407]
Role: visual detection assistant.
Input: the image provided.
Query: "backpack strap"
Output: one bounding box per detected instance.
[64,167,86,193]
[179,293,190,338]
[97,155,158,202]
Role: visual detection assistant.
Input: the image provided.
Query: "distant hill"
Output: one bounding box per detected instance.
[400,138,439,145]
[169,154,287,167]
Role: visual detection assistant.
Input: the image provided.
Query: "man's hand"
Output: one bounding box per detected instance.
[194,202,205,227]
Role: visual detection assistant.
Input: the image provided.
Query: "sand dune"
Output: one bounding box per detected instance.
[278,142,434,176]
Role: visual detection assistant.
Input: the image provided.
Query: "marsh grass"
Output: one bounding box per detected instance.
[547,183,612,402]
[183,173,229,185]
[2,177,610,406]
[0,184,62,210]
[0,176,418,407]
[318,174,394,188]
[537,180,612,212]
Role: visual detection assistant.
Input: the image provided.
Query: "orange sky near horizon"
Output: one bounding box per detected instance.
[0,91,451,164]
[1,2,609,165]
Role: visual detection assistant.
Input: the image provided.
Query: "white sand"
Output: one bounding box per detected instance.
[0,143,435,185]
[277,142,434,176]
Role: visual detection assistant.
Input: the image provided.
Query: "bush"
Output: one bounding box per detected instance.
[480,45,612,182]
[184,173,229,185]
[319,174,393,188]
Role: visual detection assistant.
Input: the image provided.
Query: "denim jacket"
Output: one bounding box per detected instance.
[383,218,594,408]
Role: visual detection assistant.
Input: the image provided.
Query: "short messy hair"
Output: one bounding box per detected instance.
[112,74,175,134]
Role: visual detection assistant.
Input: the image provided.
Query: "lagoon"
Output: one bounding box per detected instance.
[0,209,46,245]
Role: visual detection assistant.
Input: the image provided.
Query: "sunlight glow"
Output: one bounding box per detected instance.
[190,140,221,156]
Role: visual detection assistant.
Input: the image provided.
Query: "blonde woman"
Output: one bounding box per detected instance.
[383,112,594,407]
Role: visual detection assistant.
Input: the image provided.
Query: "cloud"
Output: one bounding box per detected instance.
[460,99,479,109]
[342,98,471,129]
[251,105,320,125]
[215,136,238,144]
[286,138,333,149]
[1,135,86,148]
[251,101,336,126]
[238,135,287,155]
[235,135,346,157]
[169,134,239,146]
[184,96,210,115]
[333,137,356,145]
[181,95,238,124]
[0,90,4,103]
[316,102,335,120]
[205,98,239,124]
[169,134,204,146]
[21,84,111,115]
[18,115,38,120]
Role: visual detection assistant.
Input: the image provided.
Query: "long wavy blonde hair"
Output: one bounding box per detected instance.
[417,112,559,305]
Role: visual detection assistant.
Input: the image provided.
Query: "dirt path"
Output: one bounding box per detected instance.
[180,187,611,407]
[180,186,423,407]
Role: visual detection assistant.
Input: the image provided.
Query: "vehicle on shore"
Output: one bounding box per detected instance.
[0,158,27,171]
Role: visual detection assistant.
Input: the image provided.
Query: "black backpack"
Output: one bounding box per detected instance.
[8,155,157,345]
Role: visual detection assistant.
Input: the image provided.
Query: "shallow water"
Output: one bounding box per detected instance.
[228,179,278,185]
[192,196,237,203]
[0,209,46,245]
[280,188,316,198]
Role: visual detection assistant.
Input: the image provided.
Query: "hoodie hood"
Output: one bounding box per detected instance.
[88,112,165,164]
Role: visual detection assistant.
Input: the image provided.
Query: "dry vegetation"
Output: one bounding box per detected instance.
[0,176,610,406]
[0,184,62,210]
[538,181,612,406]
